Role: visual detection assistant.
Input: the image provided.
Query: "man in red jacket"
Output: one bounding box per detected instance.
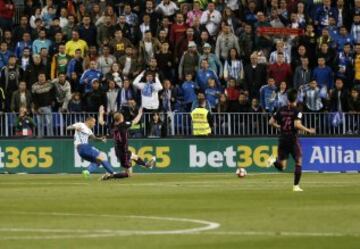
[0,0,15,30]
[268,52,292,87]
[169,13,188,50]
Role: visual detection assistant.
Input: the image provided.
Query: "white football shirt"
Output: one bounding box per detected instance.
[72,122,94,146]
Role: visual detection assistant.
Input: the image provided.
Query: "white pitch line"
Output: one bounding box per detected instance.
[0,211,220,240]
[201,231,360,238]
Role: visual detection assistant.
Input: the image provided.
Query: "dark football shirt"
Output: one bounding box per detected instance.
[110,121,132,147]
[273,105,302,138]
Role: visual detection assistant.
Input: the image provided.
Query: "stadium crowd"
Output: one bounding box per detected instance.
[0,0,360,132]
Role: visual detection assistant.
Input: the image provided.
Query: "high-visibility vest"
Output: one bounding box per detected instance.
[191,108,211,136]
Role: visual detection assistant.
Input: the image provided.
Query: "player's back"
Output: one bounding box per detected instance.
[274,105,301,139]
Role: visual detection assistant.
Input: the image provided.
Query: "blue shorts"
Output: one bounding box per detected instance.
[77,144,101,163]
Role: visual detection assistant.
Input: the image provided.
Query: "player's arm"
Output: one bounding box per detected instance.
[294,120,316,134]
[131,108,143,125]
[66,123,81,131]
[269,116,280,129]
[89,134,107,142]
[98,105,106,126]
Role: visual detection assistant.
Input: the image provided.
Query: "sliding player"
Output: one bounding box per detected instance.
[66,117,116,178]
[98,106,156,180]
[267,89,316,192]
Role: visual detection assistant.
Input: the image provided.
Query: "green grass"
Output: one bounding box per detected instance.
[0,173,360,249]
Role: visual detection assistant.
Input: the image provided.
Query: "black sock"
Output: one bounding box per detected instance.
[274,160,284,171]
[135,158,146,166]
[294,165,302,185]
[113,172,129,179]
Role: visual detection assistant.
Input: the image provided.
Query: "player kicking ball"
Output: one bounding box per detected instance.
[267,89,316,192]
[67,117,116,178]
[98,106,156,180]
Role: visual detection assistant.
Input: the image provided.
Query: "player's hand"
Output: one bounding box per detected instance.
[101,136,107,143]
[138,108,143,115]
[308,128,316,135]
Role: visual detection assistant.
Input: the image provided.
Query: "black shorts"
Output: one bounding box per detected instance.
[115,143,132,169]
[277,137,302,163]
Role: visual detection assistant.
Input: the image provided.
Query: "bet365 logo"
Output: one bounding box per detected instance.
[189,145,278,168]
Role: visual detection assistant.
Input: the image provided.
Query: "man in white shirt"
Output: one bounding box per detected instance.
[200,2,222,37]
[133,70,163,111]
[67,117,114,178]
[155,0,179,18]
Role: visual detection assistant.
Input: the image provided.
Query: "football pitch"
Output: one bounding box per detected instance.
[0,173,360,249]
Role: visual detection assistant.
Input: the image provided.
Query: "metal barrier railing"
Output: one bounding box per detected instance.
[0,112,359,138]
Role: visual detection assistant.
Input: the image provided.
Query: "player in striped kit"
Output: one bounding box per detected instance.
[67,117,115,178]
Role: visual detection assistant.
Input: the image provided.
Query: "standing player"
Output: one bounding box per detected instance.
[98,106,156,180]
[267,89,316,192]
[67,117,116,178]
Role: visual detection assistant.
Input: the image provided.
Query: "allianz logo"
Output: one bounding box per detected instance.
[310,146,360,164]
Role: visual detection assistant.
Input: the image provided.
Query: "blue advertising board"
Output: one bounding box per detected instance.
[301,138,360,172]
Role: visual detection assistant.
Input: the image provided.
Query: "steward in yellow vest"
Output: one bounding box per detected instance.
[191,107,212,136]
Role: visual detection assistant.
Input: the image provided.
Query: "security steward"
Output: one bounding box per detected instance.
[191,100,212,136]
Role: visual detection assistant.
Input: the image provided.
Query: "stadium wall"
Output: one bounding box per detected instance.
[0,138,359,173]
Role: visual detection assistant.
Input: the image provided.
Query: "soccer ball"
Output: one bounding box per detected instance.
[236,168,247,178]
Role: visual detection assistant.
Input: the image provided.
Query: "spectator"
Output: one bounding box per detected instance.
[334,43,354,88]
[106,80,120,114]
[109,30,132,60]
[159,79,177,112]
[216,94,229,113]
[0,41,12,69]
[170,13,188,50]
[62,15,76,41]
[15,106,35,137]
[260,77,277,112]
[31,73,55,136]
[351,14,360,43]
[19,47,31,72]
[156,42,174,82]
[175,27,197,63]
[147,112,164,137]
[65,30,88,57]
[186,2,202,27]
[52,73,72,112]
[269,40,291,64]
[10,81,31,112]
[66,49,84,79]
[238,23,255,62]
[225,78,240,106]
[12,16,31,46]
[228,92,250,113]
[140,0,159,37]
[293,57,311,89]
[199,43,223,78]
[118,46,140,79]
[298,80,328,112]
[116,15,133,43]
[244,52,267,98]
[105,63,123,89]
[0,0,15,30]
[83,79,106,112]
[181,73,198,112]
[118,79,136,110]
[50,44,70,80]
[215,23,240,62]
[97,45,116,75]
[329,78,349,112]
[275,81,289,109]
[155,0,179,19]
[178,41,200,81]
[96,15,115,47]
[32,29,52,55]
[312,57,334,90]
[133,70,163,112]
[80,61,102,93]
[348,88,360,112]
[200,2,222,37]
[191,92,212,111]
[249,98,263,113]
[68,92,83,112]
[78,15,97,47]
[15,32,32,59]
[0,55,23,111]
[205,78,221,111]
[268,52,292,86]
[196,59,220,91]
[139,31,161,65]
[223,48,244,84]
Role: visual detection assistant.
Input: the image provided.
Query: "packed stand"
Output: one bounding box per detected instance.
[0,0,360,137]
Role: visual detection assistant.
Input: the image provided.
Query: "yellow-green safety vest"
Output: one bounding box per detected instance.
[191,108,211,136]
